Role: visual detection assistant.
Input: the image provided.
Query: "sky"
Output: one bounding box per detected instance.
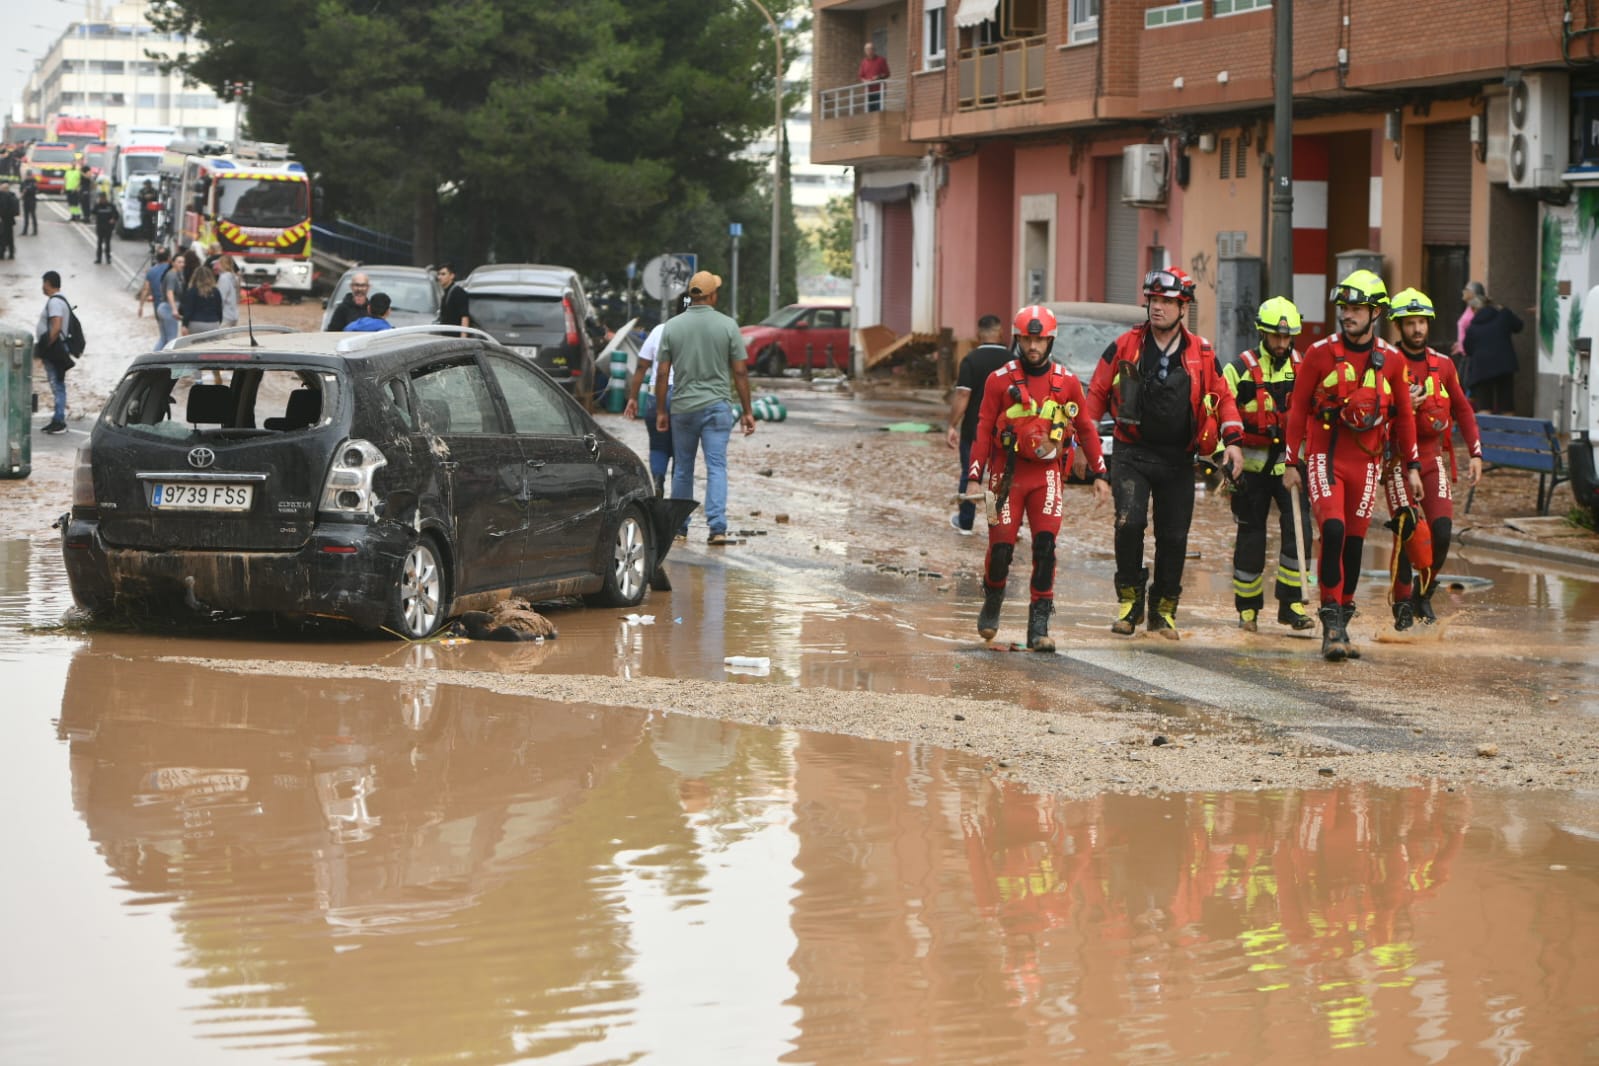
[4,5,83,127]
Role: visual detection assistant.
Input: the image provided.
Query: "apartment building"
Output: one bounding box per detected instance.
[19,2,239,144]
[813,0,1599,420]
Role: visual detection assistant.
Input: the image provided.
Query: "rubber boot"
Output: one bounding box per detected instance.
[977,584,1005,642]
[1026,599,1055,653]
[1392,599,1415,632]
[1414,585,1437,625]
[1148,596,1180,640]
[1318,604,1347,662]
[653,474,667,498]
[1277,600,1316,631]
[1238,608,1258,633]
[1111,584,1145,636]
[1339,603,1362,659]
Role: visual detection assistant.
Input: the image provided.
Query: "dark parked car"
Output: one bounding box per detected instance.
[60,326,691,638]
[320,265,442,331]
[463,264,601,405]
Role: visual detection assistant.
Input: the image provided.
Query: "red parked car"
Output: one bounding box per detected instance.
[740,303,852,376]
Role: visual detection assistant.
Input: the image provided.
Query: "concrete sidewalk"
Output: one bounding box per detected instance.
[1456,515,1599,572]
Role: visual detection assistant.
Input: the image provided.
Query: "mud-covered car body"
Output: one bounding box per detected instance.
[61,326,687,637]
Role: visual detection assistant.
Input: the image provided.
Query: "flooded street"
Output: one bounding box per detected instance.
[4,209,1599,1060]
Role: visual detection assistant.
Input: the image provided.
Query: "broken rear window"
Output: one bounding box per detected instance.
[106,365,342,439]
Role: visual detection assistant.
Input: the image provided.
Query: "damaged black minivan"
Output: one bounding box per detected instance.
[61,326,690,638]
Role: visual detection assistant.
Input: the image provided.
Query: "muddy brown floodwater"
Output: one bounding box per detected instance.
[4,226,1599,1059]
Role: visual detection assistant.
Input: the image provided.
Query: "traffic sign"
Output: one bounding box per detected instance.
[641,254,693,300]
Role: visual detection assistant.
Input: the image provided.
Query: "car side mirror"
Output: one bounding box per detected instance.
[794,321,810,329]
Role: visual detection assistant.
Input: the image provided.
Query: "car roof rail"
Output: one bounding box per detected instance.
[335,325,497,353]
[168,324,299,349]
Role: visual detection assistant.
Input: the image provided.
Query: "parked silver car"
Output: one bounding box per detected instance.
[321,265,442,331]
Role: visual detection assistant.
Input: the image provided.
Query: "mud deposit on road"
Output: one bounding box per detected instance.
[164,651,1599,799]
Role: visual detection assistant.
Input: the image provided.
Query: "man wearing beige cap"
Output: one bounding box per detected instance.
[654,269,756,544]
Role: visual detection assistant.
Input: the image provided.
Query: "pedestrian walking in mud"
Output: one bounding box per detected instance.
[966,306,1109,651]
[947,314,1012,535]
[1217,296,1316,633]
[1381,288,1482,630]
[654,269,755,545]
[1283,270,1422,661]
[1083,268,1244,639]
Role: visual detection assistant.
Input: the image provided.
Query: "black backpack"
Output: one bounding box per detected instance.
[63,300,86,357]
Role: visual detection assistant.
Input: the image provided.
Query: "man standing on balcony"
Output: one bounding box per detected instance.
[859,41,890,112]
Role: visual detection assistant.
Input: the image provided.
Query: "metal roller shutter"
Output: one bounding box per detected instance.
[880,201,914,335]
[1105,157,1140,305]
[1423,122,1472,245]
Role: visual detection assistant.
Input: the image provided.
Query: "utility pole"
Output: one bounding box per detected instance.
[729,221,742,321]
[747,0,784,316]
[1269,0,1294,299]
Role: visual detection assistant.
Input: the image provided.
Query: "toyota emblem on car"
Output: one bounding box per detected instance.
[188,447,216,469]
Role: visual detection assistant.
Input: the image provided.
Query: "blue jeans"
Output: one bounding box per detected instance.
[639,390,674,486]
[956,438,975,530]
[154,302,179,350]
[42,357,67,423]
[670,400,734,536]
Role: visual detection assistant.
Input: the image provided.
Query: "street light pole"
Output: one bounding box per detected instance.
[747,0,783,317]
[1269,0,1293,300]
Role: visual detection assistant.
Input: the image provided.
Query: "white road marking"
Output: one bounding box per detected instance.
[43,200,138,283]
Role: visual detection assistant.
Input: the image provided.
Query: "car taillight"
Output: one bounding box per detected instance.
[563,296,580,348]
[318,439,387,517]
[72,446,95,508]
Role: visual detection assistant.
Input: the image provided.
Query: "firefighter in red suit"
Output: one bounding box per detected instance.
[1384,288,1483,629]
[1082,268,1245,639]
[967,305,1110,651]
[1284,270,1423,661]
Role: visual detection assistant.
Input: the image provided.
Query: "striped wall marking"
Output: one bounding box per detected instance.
[1291,179,1329,231]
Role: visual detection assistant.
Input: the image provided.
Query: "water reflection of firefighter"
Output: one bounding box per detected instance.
[966,305,1109,651]
[1084,269,1245,639]
[1219,297,1317,633]
[1284,270,1423,661]
[1382,288,1483,630]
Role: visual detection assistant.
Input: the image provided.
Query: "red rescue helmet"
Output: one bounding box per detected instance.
[1012,304,1058,340]
[1143,268,1196,303]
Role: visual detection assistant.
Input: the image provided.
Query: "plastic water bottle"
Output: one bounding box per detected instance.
[724,656,770,669]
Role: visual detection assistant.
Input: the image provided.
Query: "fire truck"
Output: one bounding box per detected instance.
[50,115,108,154]
[4,120,46,144]
[160,139,315,294]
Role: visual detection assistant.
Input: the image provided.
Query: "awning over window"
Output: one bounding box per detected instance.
[859,183,916,203]
[954,0,999,28]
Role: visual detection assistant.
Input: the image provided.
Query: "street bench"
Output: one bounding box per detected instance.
[1464,415,1568,516]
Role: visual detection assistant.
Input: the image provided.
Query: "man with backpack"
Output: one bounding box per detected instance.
[36,270,84,434]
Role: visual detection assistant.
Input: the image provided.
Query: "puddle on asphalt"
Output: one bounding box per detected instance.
[2,641,1597,1062]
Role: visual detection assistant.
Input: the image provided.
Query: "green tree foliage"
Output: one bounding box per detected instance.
[812,193,853,279]
[147,0,802,288]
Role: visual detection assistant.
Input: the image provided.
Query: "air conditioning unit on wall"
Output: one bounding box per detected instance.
[1122,144,1167,207]
[1508,71,1570,190]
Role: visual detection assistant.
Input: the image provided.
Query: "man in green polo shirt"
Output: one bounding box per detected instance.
[654,269,756,544]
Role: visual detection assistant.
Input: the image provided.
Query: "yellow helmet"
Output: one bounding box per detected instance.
[1388,287,1436,319]
[1255,296,1303,336]
[1330,269,1389,309]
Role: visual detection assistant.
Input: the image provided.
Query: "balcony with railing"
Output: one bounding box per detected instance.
[811,76,921,166]
[956,35,1046,110]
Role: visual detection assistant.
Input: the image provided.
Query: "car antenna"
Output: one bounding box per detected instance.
[245,283,260,347]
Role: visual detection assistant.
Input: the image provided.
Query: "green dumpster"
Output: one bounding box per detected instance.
[1,327,32,480]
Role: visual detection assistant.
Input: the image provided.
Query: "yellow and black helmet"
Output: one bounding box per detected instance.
[1387,287,1436,319]
[1255,296,1303,336]
[1330,269,1389,310]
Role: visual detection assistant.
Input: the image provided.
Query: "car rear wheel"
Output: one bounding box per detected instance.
[386,536,448,639]
[757,346,786,377]
[590,506,651,607]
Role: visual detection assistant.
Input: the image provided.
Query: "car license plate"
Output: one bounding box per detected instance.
[151,483,254,511]
[510,345,539,359]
